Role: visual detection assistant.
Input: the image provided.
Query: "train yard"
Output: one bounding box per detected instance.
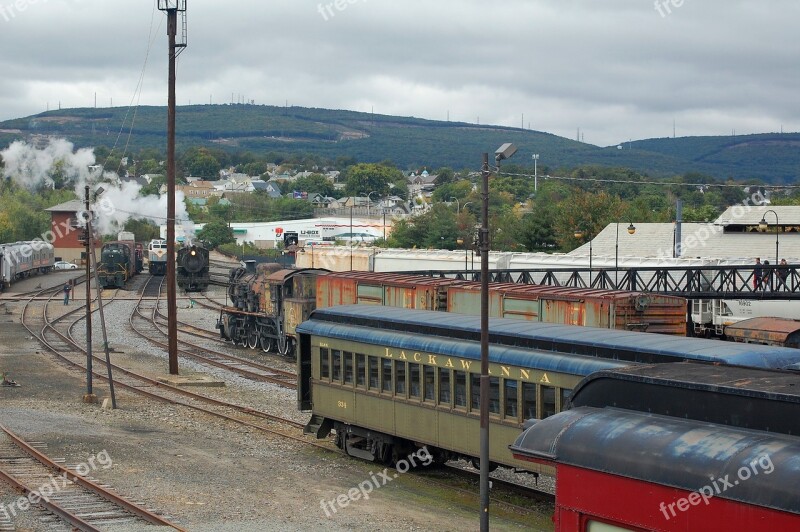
[0,262,551,531]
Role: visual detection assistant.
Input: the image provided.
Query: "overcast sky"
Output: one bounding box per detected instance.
[0,0,797,147]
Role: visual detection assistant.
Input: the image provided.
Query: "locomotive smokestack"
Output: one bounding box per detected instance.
[245,260,256,274]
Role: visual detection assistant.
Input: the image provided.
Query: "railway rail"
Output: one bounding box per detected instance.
[19,276,552,518]
[132,276,297,388]
[0,421,182,530]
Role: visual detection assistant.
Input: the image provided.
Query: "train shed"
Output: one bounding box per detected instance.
[44,199,86,264]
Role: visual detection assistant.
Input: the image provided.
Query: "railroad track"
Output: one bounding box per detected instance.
[0,416,183,530]
[132,276,297,388]
[22,279,307,435]
[21,279,551,519]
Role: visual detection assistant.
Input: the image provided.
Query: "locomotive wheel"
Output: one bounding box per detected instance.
[260,336,273,353]
[247,332,259,350]
[278,337,293,357]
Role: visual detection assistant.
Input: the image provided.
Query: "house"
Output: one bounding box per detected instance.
[259,180,284,198]
[407,169,439,196]
[44,200,89,264]
[177,180,218,198]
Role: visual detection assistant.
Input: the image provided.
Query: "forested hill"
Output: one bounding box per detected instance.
[1,104,798,182]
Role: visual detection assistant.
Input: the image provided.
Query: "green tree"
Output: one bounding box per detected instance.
[434,167,456,185]
[124,219,160,242]
[292,173,335,197]
[181,148,222,179]
[343,163,404,197]
[196,220,235,249]
[140,174,166,196]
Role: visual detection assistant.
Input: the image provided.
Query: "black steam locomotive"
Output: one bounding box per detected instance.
[176,244,209,292]
[217,263,326,357]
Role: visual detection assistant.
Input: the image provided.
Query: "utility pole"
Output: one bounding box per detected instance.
[479,152,490,531]
[83,185,95,403]
[158,0,187,375]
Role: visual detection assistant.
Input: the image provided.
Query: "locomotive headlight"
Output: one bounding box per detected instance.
[191,250,196,256]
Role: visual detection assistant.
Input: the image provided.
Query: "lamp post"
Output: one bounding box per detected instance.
[457,238,467,271]
[574,229,593,286]
[759,209,780,265]
[615,222,636,287]
[368,191,379,216]
[478,143,517,532]
[450,196,459,214]
[350,205,354,270]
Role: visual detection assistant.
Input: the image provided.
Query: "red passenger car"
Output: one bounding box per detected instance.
[510,407,800,531]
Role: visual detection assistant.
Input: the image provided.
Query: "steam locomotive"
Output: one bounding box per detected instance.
[176,244,210,292]
[217,264,324,356]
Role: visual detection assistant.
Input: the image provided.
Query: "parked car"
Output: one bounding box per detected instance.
[54,261,78,270]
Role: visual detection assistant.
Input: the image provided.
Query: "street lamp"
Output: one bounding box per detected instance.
[450,196,459,213]
[615,222,636,287]
[759,209,780,264]
[368,191,379,216]
[574,229,593,286]
[477,142,517,532]
[457,238,467,271]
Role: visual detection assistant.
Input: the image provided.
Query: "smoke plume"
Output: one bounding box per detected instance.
[1,138,192,238]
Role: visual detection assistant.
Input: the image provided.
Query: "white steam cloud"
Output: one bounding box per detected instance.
[1,139,194,239]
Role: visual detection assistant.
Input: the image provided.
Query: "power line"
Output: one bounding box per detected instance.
[494,170,800,189]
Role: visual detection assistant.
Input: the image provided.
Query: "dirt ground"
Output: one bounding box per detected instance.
[0,273,553,531]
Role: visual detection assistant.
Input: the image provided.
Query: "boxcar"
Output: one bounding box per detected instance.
[510,407,800,531]
[316,271,687,335]
[297,305,632,474]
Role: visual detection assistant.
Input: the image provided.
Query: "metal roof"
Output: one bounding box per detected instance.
[296,319,631,374]
[574,362,800,403]
[725,316,800,337]
[44,199,84,213]
[510,407,800,515]
[307,305,800,369]
[570,220,800,262]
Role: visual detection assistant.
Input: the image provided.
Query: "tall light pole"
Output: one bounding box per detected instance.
[457,238,467,271]
[574,229,593,287]
[479,143,516,532]
[368,191,379,216]
[83,185,94,402]
[450,196,459,214]
[759,209,780,264]
[615,222,636,287]
[531,154,539,193]
[157,0,187,376]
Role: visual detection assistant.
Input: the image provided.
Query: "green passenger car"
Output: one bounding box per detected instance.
[297,305,633,474]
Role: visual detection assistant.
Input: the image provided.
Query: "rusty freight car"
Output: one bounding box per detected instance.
[316,271,687,335]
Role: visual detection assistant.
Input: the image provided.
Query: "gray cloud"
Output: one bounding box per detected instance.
[0,0,797,146]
